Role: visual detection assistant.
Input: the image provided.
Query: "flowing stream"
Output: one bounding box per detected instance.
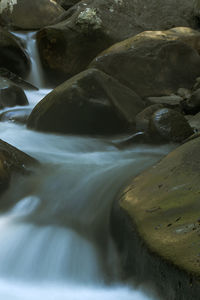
[0,32,174,299]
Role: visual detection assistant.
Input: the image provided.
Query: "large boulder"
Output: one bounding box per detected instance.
[0,0,65,30]
[36,0,197,82]
[90,28,200,97]
[111,137,200,300]
[0,28,30,78]
[0,139,37,195]
[27,68,144,135]
[0,77,28,108]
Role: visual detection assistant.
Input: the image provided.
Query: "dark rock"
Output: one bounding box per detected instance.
[0,0,65,30]
[177,87,191,99]
[135,104,164,132]
[0,28,30,78]
[0,78,28,109]
[150,108,194,142]
[55,0,80,10]
[0,108,32,124]
[0,68,38,91]
[181,89,200,114]
[0,139,37,194]
[90,28,200,97]
[27,68,144,135]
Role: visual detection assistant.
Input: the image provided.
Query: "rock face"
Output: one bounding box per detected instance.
[111,137,200,300]
[36,0,197,82]
[0,77,28,108]
[27,68,144,135]
[0,28,30,78]
[90,28,200,97]
[0,0,65,30]
[0,139,37,195]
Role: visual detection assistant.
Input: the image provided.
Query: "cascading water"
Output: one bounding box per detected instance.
[0,32,173,299]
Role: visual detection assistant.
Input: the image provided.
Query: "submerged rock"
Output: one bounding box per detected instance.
[27,68,144,135]
[55,0,80,10]
[0,28,30,78]
[90,27,200,97]
[0,0,65,30]
[0,108,32,124]
[111,137,200,299]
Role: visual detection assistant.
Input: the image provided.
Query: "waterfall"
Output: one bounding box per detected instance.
[0,32,173,299]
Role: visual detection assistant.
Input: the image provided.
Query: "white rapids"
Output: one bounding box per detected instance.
[0,31,174,300]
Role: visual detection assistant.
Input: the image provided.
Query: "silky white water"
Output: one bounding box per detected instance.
[0,32,174,299]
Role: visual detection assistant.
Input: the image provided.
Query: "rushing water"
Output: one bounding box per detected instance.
[0,32,174,299]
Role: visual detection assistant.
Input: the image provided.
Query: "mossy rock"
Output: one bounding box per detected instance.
[119,137,200,277]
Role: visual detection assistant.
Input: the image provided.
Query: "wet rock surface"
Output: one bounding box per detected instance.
[27,68,144,135]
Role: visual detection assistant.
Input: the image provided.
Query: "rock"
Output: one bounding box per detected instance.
[112,137,200,299]
[0,139,37,195]
[0,0,65,30]
[149,108,194,142]
[36,1,197,82]
[0,28,30,78]
[36,7,114,83]
[0,108,32,124]
[0,78,28,109]
[186,112,200,132]
[0,68,38,91]
[27,68,144,135]
[147,95,182,109]
[135,104,164,132]
[181,89,200,114]
[177,87,191,99]
[55,0,80,10]
[90,28,200,97]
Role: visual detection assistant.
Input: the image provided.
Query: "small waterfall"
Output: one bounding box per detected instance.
[11,31,45,88]
[25,32,45,88]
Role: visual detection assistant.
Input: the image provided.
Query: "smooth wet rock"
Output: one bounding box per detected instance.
[90,28,200,97]
[0,139,37,194]
[0,108,32,124]
[112,137,200,299]
[0,28,30,78]
[135,104,164,132]
[150,108,193,142]
[0,78,28,108]
[27,68,144,135]
[0,0,65,30]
